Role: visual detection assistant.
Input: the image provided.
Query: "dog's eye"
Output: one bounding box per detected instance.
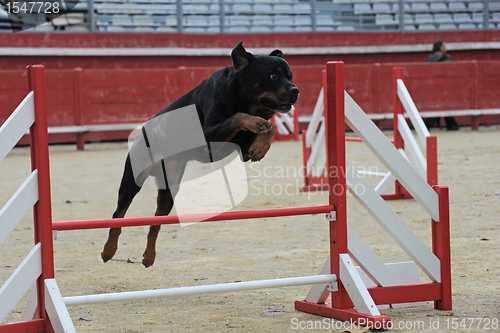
[270,73,278,80]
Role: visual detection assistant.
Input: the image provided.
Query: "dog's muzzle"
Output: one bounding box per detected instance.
[275,86,299,113]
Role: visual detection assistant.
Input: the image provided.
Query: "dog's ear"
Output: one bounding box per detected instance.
[231,41,256,73]
[269,49,284,58]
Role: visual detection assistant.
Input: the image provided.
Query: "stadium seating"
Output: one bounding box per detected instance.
[1,0,500,32]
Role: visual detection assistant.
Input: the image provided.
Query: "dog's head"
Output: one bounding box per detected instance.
[231,42,299,115]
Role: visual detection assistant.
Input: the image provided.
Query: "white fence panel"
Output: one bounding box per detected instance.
[348,226,403,287]
[314,151,327,178]
[374,172,396,194]
[274,116,289,134]
[346,160,441,282]
[344,92,439,221]
[0,243,42,322]
[306,121,325,177]
[339,254,380,316]
[397,114,427,177]
[397,80,430,146]
[305,88,324,148]
[0,171,39,246]
[0,92,35,164]
[281,111,295,131]
[45,279,77,333]
[305,256,335,304]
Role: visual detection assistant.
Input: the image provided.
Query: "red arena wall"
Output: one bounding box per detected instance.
[1,31,499,144]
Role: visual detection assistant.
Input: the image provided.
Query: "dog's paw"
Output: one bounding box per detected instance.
[142,250,156,268]
[101,243,118,263]
[250,152,265,162]
[249,141,271,162]
[252,119,273,134]
[241,115,273,134]
[101,249,115,263]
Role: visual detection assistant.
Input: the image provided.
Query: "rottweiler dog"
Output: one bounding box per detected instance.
[101,42,299,267]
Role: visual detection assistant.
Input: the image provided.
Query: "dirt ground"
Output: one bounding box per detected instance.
[1,125,499,333]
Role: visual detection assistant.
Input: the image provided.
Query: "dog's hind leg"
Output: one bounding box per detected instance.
[102,154,146,263]
[142,188,174,267]
[142,159,185,267]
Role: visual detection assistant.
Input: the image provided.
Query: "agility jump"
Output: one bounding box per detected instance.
[0,63,451,332]
[301,67,438,198]
[295,62,451,326]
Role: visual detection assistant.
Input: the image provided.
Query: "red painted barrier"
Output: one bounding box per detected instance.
[79,68,179,124]
[477,61,500,109]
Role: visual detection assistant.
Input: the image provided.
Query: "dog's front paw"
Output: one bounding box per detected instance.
[249,140,271,162]
[249,125,275,161]
[238,114,273,134]
[251,118,273,134]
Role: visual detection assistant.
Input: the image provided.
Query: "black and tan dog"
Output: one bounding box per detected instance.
[101,42,299,267]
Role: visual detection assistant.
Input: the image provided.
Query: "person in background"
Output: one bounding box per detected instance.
[425,40,459,131]
[427,39,451,63]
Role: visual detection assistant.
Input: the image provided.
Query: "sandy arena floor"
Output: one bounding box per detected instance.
[1,125,499,333]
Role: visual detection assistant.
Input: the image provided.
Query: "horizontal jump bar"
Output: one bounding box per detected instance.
[63,274,337,306]
[345,137,394,144]
[52,205,334,231]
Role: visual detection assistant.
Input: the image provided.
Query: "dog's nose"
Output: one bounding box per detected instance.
[289,86,299,97]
